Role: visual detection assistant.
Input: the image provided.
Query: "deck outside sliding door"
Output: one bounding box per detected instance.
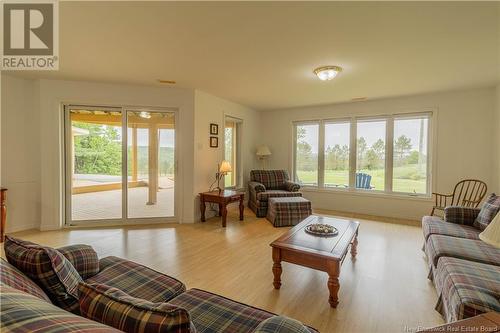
[64,105,176,226]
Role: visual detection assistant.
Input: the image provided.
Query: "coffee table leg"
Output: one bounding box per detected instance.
[272,248,282,289]
[327,261,340,308]
[351,231,358,258]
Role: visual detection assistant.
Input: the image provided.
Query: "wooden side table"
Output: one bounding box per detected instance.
[1,188,7,242]
[199,190,244,227]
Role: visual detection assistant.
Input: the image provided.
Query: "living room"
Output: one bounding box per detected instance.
[1,1,499,333]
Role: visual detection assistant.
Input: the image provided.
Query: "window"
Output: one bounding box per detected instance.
[292,112,432,196]
[392,115,429,194]
[224,117,242,188]
[324,121,350,188]
[356,119,386,191]
[294,123,319,186]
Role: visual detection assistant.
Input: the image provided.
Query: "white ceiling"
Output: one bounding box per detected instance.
[9,2,500,110]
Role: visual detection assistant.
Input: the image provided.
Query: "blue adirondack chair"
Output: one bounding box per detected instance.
[356,173,374,189]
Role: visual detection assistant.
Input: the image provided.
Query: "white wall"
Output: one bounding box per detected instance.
[494,84,500,194]
[260,88,497,220]
[193,90,259,219]
[0,75,41,232]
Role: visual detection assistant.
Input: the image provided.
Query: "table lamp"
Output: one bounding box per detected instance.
[256,145,271,169]
[479,212,500,248]
[216,160,232,193]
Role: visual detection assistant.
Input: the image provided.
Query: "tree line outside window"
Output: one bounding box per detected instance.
[294,113,431,195]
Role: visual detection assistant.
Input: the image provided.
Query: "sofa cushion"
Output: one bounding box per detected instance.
[474,193,500,231]
[253,316,316,333]
[4,236,82,313]
[0,257,51,303]
[86,256,185,302]
[78,283,193,333]
[422,216,480,241]
[169,288,275,333]
[433,257,500,322]
[257,190,302,202]
[57,244,100,280]
[0,284,120,332]
[250,170,290,190]
[425,235,500,275]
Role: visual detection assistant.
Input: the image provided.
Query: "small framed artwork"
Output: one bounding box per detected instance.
[210,136,218,148]
[210,123,218,135]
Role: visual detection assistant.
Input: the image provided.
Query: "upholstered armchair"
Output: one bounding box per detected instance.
[248,170,302,217]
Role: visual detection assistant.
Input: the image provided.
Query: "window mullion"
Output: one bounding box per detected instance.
[318,121,325,188]
[349,119,357,189]
[385,117,394,193]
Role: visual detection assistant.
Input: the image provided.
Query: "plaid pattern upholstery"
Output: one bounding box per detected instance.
[57,244,100,280]
[422,216,480,241]
[433,257,500,322]
[0,257,51,302]
[253,316,316,333]
[248,181,266,193]
[4,236,82,313]
[169,288,276,333]
[425,235,500,275]
[250,170,291,190]
[284,181,300,192]
[444,206,481,226]
[267,197,312,227]
[86,256,185,302]
[0,285,120,332]
[257,190,303,202]
[78,283,193,333]
[474,193,500,231]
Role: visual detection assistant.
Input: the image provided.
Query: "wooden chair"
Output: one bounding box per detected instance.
[356,173,374,189]
[431,179,487,216]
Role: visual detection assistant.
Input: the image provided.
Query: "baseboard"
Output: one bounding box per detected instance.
[313,209,421,226]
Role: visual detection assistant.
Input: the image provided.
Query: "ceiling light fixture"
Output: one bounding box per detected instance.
[139,111,151,119]
[158,79,176,84]
[313,66,342,81]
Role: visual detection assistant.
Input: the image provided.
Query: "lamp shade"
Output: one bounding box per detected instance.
[256,145,271,156]
[479,212,500,248]
[219,160,232,173]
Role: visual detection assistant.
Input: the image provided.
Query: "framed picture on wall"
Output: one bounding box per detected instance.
[210,123,218,135]
[210,136,218,148]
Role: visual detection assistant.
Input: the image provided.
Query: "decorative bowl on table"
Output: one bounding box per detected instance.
[305,223,338,237]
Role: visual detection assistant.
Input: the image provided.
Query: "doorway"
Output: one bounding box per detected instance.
[64,105,177,225]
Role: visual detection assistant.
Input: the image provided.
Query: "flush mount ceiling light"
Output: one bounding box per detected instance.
[313,66,342,81]
[158,79,176,84]
[139,111,151,119]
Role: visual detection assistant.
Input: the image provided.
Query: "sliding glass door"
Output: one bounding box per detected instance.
[64,106,176,225]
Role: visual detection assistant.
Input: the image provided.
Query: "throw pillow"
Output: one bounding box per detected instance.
[4,236,82,313]
[78,283,194,333]
[474,193,500,231]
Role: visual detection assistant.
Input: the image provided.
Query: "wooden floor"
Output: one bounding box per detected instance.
[4,208,444,332]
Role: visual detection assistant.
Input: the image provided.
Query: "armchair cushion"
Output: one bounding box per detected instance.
[444,206,481,226]
[4,236,82,313]
[86,256,185,302]
[284,181,300,192]
[257,190,303,202]
[78,283,193,333]
[474,193,500,231]
[250,170,290,190]
[57,244,99,280]
[253,316,315,333]
[248,181,266,193]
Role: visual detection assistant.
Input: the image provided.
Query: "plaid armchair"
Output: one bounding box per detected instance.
[248,170,302,217]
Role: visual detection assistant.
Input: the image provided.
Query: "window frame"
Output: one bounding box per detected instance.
[223,115,243,189]
[292,111,434,198]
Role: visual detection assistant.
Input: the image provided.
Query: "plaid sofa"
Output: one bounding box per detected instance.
[421,194,500,323]
[1,239,318,333]
[248,170,302,217]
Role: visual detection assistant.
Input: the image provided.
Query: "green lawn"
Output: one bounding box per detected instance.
[296,165,427,194]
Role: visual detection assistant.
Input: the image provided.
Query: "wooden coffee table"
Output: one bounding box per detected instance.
[270,215,359,308]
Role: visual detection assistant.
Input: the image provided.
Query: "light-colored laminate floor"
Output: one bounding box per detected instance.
[4,208,444,332]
